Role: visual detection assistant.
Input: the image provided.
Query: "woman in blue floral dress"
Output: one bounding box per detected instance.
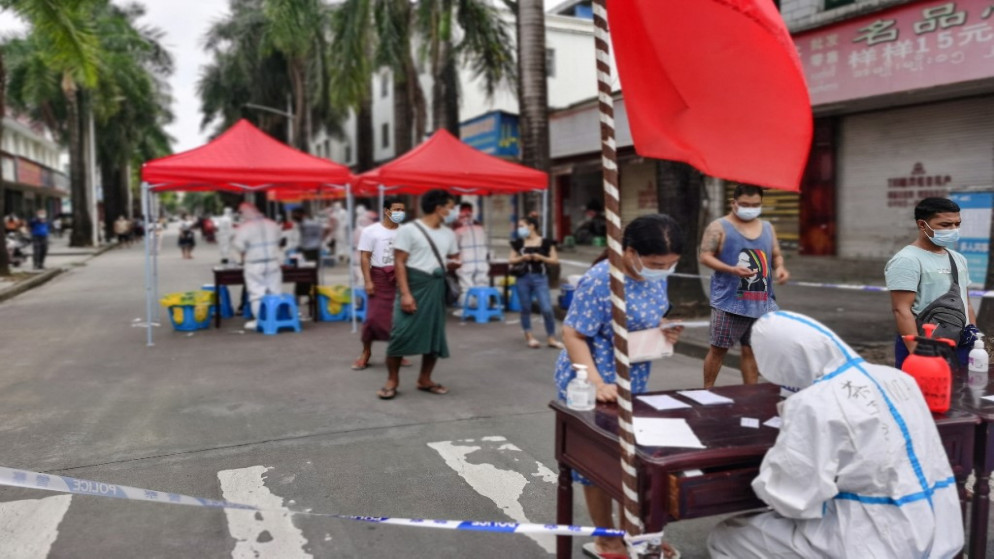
[555,214,685,559]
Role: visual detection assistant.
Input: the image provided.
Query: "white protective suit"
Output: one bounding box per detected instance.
[215,207,234,263]
[708,311,963,559]
[330,202,349,260]
[454,216,489,304]
[232,204,283,320]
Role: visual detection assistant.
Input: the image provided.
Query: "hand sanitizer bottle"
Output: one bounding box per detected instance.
[566,364,595,411]
[969,337,989,398]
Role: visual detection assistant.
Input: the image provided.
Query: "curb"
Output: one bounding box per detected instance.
[0,268,64,304]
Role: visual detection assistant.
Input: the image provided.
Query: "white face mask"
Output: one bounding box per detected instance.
[636,253,677,281]
[735,205,762,221]
[389,211,405,224]
[517,226,531,238]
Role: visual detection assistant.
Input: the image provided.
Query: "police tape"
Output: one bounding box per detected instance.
[664,272,994,299]
[0,466,626,538]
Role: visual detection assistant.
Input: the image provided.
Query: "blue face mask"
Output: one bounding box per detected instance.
[636,254,677,281]
[389,211,405,224]
[517,226,531,238]
[924,222,960,247]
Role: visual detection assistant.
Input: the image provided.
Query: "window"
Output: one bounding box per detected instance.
[381,123,390,148]
[381,72,390,98]
[546,48,556,78]
[824,0,855,9]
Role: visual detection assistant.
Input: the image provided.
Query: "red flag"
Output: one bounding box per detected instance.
[607,0,812,191]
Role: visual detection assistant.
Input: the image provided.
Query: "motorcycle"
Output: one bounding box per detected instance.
[6,232,28,267]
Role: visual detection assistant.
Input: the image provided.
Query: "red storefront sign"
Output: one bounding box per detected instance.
[795,0,994,106]
[16,157,42,187]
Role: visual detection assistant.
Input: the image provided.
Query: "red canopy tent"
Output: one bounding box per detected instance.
[138,119,356,346]
[355,129,548,196]
[142,119,353,192]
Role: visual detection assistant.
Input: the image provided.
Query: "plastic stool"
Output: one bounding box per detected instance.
[256,294,301,335]
[202,284,234,319]
[507,285,521,312]
[461,286,504,323]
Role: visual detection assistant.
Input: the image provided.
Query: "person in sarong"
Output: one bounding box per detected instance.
[378,189,460,400]
[352,197,411,370]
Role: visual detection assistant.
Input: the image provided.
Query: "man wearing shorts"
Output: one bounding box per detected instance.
[699,184,789,387]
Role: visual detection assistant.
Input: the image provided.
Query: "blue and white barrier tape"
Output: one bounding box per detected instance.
[0,466,624,538]
[662,272,994,299]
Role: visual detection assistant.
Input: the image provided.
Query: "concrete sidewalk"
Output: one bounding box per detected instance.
[0,233,118,304]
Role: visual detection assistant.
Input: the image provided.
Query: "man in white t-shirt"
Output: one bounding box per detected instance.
[378,189,461,400]
[352,198,410,370]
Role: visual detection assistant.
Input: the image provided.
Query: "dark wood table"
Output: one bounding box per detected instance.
[949,366,994,559]
[552,383,978,559]
[212,265,319,328]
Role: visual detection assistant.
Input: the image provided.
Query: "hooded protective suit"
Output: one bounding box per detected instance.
[454,211,489,303]
[232,203,283,320]
[708,311,963,559]
[215,207,234,263]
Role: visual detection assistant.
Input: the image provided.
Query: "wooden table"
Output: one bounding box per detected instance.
[551,383,979,559]
[212,265,319,328]
[949,366,994,559]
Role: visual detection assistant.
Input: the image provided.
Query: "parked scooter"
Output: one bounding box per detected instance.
[5,232,28,267]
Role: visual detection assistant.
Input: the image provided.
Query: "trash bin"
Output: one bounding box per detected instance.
[316,285,353,321]
[160,291,215,331]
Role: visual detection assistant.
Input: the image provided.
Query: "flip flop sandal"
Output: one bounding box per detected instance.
[400,358,413,367]
[416,383,448,395]
[527,339,541,349]
[351,358,370,370]
[377,386,398,400]
[581,542,627,559]
[547,341,564,349]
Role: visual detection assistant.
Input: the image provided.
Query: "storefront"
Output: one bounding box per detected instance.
[793,0,994,258]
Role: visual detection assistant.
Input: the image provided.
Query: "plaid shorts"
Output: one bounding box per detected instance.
[709,308,757,349]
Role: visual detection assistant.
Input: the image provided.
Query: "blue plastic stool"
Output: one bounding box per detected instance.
[507,285,522,312]
[461,286,504,323]
[256,294,301,335]
[202,284,234,319]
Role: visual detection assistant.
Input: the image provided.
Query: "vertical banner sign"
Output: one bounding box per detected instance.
[950,191,993,286]
[592,0,641,541]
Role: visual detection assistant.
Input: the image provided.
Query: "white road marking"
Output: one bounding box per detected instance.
[0,495,72,559]
[428,436,557,555]
[217,466,312,559]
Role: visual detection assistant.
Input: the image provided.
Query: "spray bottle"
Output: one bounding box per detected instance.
[901,323,956,413]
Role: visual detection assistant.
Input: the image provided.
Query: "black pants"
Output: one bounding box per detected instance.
[32,236,48,269]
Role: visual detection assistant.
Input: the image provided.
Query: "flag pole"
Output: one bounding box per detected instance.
[591,0,651,555]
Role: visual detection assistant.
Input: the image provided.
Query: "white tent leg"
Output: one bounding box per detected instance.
[142,182,155,347]
[378,184,384,216]
[542,189,549,238]
[346,185,357,333]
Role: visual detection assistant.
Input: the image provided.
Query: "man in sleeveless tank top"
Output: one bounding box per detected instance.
[699,184,790,387]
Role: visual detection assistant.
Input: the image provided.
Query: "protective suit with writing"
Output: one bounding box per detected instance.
[216,207,234,264]
[708,310,963,559]
[231,202,283,330]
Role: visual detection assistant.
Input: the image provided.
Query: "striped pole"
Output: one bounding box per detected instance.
[592,0,643,542]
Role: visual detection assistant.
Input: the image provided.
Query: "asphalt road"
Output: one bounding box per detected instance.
[0,234,744,558]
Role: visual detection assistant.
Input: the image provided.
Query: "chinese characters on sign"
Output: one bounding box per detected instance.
[886,162,953,208]
[796,0,994,106]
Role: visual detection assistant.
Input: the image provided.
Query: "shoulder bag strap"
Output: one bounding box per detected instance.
[413,221,446,271]
[946,251,960,288]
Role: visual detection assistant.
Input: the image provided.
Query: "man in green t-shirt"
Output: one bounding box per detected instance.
[884,197,976,368]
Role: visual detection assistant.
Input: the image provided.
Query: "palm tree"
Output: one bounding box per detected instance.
[515,0,550,219]
[657,160,711,315]
[0,0,100,269]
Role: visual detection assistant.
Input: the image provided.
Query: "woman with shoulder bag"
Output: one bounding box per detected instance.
[509,217,563,349]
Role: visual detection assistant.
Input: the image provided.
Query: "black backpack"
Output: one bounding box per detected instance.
[916,252,967,343]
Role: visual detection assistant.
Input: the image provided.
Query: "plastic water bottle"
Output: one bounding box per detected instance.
[566,364,595,411]
[969,337,989,398]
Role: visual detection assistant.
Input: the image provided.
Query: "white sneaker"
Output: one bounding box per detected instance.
[244,320,258,330]
[452,309,463,317]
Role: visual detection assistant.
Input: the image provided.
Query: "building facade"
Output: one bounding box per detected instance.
[1,115,68,219]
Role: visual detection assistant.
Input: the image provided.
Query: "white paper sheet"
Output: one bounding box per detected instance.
[661,320,711,329]
[983,395,994,403]
[632,417,706,448]
[763,416,783,429]
[740,417,760,429]
[637,394,692,411]
[677,390,735,405]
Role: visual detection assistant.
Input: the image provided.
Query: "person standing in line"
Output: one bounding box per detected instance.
[555,214,684,559]
[51,214,63,238]
[699,183,789,388]
[232,202,283,331]
[509,216,563,349]
[453,202,490,308]
[292,208,329,318]
[885,196,977,368]
[215,207,235,264]
[27,209,50,270]
[178,213,196,259]
[114,215,131,247]
[353,198,412,370]
[378,189,461,400]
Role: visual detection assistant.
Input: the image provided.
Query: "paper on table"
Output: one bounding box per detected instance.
[661,320,711,329]
[632,416,706,448]
[637,394,692,411]
[764,416,783,429]
[677,390,734,405]
[983,395,994,403]
[740,417,760,429]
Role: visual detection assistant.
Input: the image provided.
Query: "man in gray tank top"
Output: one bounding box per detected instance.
[699,184,790,388]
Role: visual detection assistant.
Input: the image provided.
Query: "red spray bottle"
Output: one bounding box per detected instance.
[901,323,957,413]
